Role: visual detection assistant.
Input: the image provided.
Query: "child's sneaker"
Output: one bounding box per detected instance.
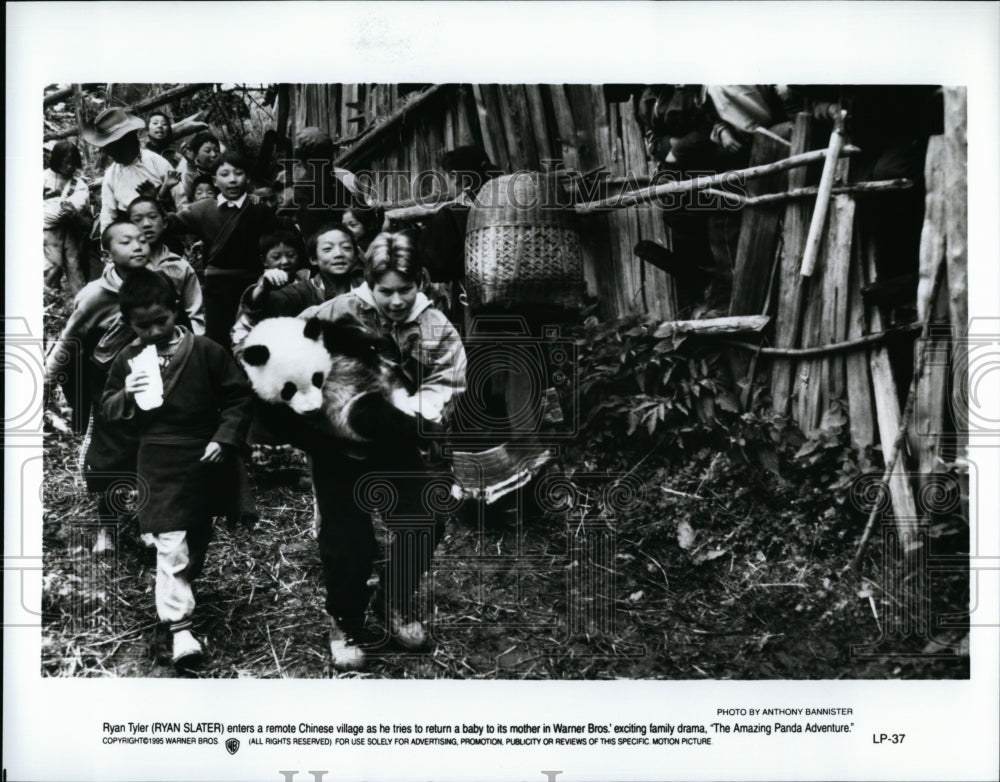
[386,608,428,651]
[171,629,203,667]
[328,617,365,671]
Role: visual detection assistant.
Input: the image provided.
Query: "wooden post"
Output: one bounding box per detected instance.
[943,88,968,346]
[853,255,946,568]
[818,186,855,406]
[524,85,554,165]
[471,84,510,174]
[909,135,950,477]
[862,237,921,551]
[728,135,789,317]
[726,134,788,404]
[788,118,848,432]
[845,234,876,448]
[771,113,814,416]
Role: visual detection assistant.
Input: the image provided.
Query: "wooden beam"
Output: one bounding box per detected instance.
[853,255,947,568]
[713,178,913,208]
[726,134,788,403]
[771,113,814,416]
[909,135,950,477]
[471,84,510,174]
[653,315,769,338]
[862,238,922,551]
[818,190,855,403]
[791,119,848,431]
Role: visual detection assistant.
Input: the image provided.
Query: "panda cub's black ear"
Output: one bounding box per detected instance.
[242,344,270,367]
[303,318,324,342]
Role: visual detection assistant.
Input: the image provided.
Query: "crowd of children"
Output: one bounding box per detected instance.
[45,107,464,672]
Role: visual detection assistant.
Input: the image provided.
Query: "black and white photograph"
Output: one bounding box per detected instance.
[6,3,999,782]
[37,79,973,681]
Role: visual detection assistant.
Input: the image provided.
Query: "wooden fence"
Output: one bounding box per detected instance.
[289,83,968,541]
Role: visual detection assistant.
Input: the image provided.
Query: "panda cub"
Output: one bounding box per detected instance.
[240,316,417,443]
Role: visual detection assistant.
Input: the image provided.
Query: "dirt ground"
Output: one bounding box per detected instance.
[41,425,969,680]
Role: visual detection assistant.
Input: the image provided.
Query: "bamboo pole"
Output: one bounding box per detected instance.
[799,112,847,277]
[754,126,792,147]
[727,179,913,208]
[574,143,860,214]
[725,323,922,357]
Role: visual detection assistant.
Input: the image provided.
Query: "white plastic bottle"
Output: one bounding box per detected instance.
[129,344,164,410]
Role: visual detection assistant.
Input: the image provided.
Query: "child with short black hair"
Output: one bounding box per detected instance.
[178,131,222,201]
[191,174,218,202]
[46,221,154,553]
[169,151,279,348]
[230,228,307,351]
[251,181,280,212]
[101,267,253,667]
[230,224,362,351]
[127,196,205,335]
[144,111,181,167]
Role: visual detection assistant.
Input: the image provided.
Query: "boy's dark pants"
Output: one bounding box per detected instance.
[203,272,256,350]
[312,444,445,632]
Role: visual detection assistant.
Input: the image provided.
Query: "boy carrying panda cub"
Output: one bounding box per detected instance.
[244,232,466,670]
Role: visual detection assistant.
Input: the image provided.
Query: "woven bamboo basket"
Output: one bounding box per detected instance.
[465,172,584,309]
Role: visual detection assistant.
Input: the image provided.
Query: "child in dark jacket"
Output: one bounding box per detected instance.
[168,151,278,348]
[45,221,195,554]
[101,268,252,667]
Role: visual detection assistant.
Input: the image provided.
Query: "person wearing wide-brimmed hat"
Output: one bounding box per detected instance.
[83,107,188,232]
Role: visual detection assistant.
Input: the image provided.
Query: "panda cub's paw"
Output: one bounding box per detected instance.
[347,392,419,443]
[390,387,417,416]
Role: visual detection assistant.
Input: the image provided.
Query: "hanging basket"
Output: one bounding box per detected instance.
[465,172,584,309]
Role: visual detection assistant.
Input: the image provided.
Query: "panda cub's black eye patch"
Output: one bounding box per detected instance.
[280,382,297,402]
[312,372,324,389]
